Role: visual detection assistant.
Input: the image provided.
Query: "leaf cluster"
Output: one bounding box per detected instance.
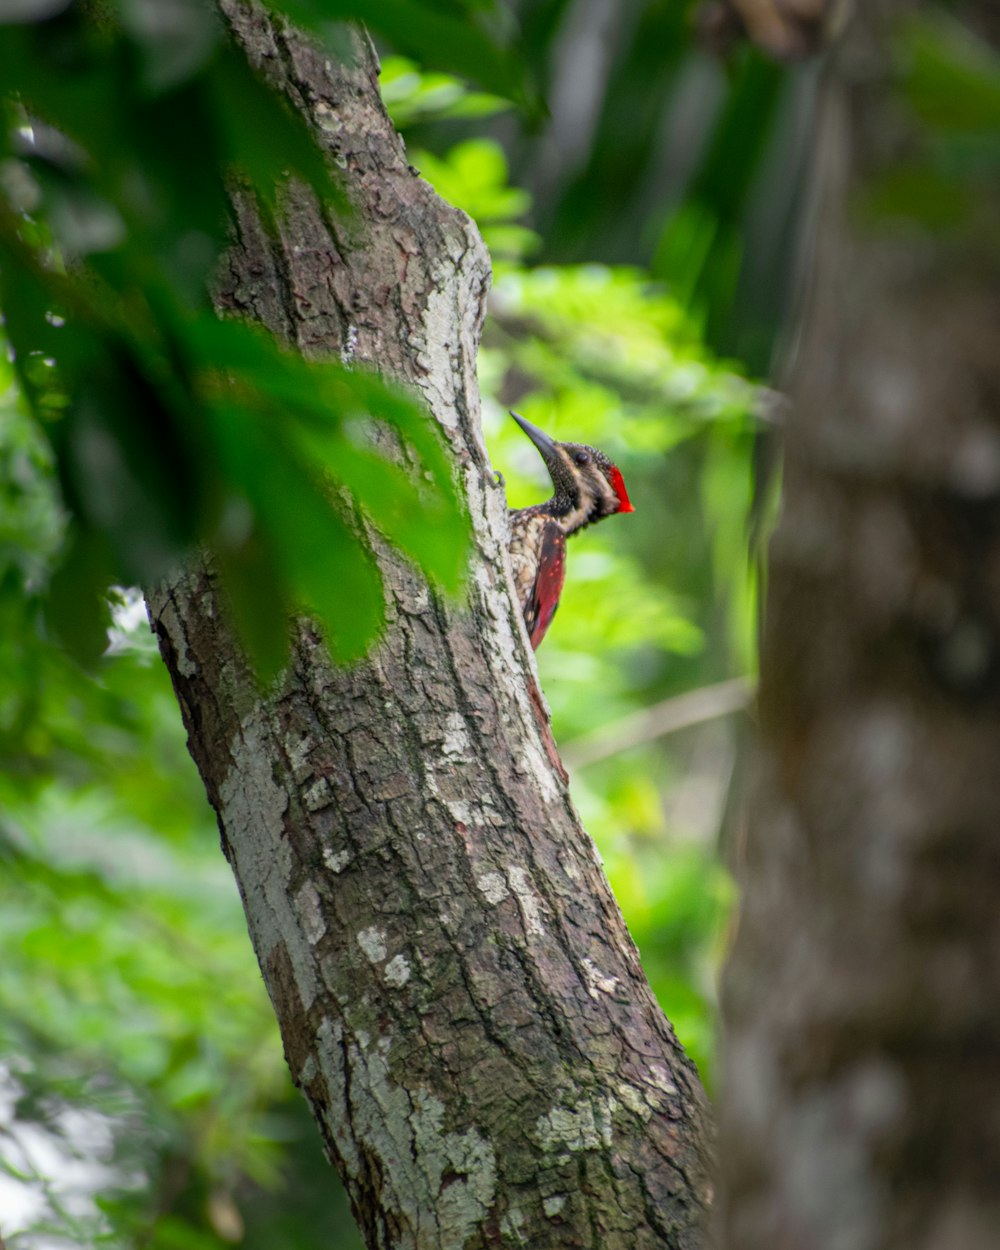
[0,0,515,678]
[861,12,1000,250]
[0,16,773,1248]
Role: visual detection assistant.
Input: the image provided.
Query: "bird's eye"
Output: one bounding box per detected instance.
[574,450,590,466]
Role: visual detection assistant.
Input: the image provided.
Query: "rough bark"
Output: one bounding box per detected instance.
[719,3,1000,1248]
[147,7,713,1249]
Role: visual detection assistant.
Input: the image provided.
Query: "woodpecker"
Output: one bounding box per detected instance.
[507,411,634,650]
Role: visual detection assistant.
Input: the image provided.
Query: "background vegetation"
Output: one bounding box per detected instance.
[0,0,822,1245]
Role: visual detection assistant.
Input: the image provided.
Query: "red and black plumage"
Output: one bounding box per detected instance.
[507,412,634,650]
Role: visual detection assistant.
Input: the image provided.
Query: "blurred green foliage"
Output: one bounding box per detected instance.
[0,1,793,1247]
[863,11,1000,247]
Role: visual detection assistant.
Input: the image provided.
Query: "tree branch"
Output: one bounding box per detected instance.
[561,679,754,771]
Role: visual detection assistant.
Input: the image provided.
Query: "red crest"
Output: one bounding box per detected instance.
[609,466,634,513]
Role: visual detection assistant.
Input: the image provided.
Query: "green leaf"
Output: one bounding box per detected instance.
[44,524,114,668]
[0,0,71,19]
[325,363,462,505]
[302,429,467,591]
[651,48,785,356]
[412,139,530,222]
[380,56,509,128]
[206,41,347,219]
[863,164,975,231]
[117,0,222,93]
[263,0,528,103]
[212,522,293,683]
[0,233,68,407]
[898,12,1000,135]
[206,398,385,666]
[0,18,123,157]
[183,315,468,591]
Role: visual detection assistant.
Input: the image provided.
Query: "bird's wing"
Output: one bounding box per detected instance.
[527,520,566,650]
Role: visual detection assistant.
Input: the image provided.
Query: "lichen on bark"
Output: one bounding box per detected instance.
[148,8,714,1248]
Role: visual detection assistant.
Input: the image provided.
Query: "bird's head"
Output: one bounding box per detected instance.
[511,411,634,532]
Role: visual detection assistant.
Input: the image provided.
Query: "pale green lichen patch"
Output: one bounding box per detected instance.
[505,866,546,936]
[615,1081,653,1121]
[441,710,471,758]
[296,882,326,944]
[357,926,388,963]
[476,871,509,905]
[322,846,352,874]
[516,736,561,804]
[287,732,316,782]
[647,1064,679,1098]
[384,953,412,987]
[343,1033,498,1247]
[535,1093,619,1153]
[581,956,620,999]
[499,1205,529,1245]
[219,709,322,1009]
[304,777,334,811]
[314,1018,362,1174]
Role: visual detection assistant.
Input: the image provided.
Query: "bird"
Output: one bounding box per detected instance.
[507,411,634,650]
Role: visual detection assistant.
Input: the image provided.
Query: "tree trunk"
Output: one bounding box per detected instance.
[719,2,1000,1248]
[147,8,713,1248]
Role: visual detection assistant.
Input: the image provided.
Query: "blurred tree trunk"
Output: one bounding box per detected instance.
[720,2,1000,1248]
[147,8,712,1250]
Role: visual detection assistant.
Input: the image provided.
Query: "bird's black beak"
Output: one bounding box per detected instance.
[510,411,557,459]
